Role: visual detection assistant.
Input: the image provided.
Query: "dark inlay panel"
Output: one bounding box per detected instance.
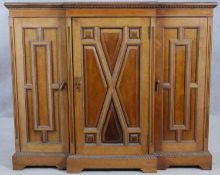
[117,46,140,127]
[102,101,123,143]
[101,29,122,74]
[83,46,107,128]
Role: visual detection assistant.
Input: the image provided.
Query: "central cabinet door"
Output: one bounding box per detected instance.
[73,18,150,155]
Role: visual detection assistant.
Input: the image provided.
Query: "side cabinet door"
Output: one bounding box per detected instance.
[14,18,68,152]
[155,18,207,152]
[73,18,150,155]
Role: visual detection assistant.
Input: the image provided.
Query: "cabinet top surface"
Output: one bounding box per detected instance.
[4,1,218,9]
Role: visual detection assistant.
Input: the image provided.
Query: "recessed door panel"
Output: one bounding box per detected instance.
[155,18,207,152]
[73,18,150,155]
[14,18,68,152]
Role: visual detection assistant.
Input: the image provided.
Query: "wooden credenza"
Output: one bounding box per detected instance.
[5,2,217,173]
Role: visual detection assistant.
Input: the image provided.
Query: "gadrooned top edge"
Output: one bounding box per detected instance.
[4,1,218,9]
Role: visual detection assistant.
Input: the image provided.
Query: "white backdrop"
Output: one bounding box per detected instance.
[0,0,219,118]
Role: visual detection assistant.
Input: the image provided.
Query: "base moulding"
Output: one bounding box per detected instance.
[12,151,212,173]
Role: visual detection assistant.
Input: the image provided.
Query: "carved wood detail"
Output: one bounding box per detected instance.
[155,18,208,153]
[82,27,143,144]
[31,41,55,131]
[160,27,200,143]
[169,39,191,131]
[85,133,97,144]
[73,18,149,155]
[117,45,140,127]
[13,18,68,151]
[6,3,215,172]
[100,29,122,74]
[129,28,141,39]
[23,28,62,144]
[4,2,218,9]
[83,46,108,128]
[102,101,123,143]
[129,133,140,144]
[82,28,95,40]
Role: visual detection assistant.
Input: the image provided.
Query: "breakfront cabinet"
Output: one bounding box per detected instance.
[5,2,217,173]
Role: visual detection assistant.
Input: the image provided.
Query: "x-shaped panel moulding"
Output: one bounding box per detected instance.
[82,27,142,145]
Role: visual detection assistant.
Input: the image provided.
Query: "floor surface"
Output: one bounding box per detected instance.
[0,116,219,175]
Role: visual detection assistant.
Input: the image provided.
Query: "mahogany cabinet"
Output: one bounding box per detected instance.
[5,1,217,173]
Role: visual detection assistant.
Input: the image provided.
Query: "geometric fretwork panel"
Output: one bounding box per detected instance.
[23,27,61,143]
[169,39,191,131]
[162,27,198,142]
[82,27,142,144]
[31,41,54,131]
[101,29,122,74]
[117,46,140,127]
[102,101,123,143]
[83,46,108,128]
